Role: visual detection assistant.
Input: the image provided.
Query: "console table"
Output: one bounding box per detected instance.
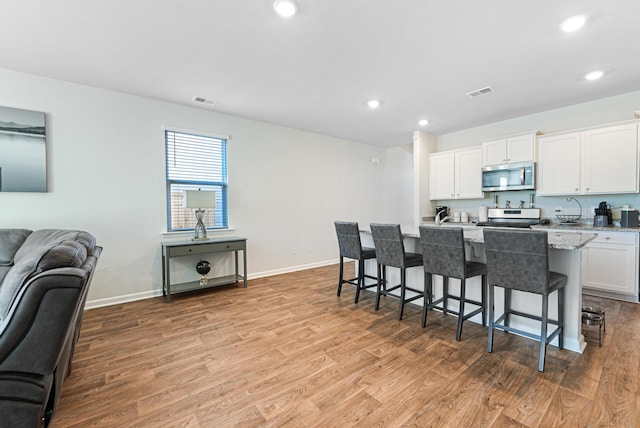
[162,237,247,301]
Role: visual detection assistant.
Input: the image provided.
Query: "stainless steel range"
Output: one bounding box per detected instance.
[476,208,541,228]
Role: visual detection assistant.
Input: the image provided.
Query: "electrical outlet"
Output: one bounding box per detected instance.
[291,247,296,255]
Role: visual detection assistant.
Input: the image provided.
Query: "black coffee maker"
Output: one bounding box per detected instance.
[594,201,612,226]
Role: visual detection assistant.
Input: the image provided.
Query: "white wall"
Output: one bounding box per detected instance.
[0,68,391,307]
[378,144,414,226]
[438,90,640,152]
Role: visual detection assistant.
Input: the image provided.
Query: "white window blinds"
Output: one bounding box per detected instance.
[165,130,228,231]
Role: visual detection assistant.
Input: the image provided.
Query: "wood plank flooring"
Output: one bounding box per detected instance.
[51,263,640,427]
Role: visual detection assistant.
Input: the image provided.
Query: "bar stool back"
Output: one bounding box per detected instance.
[483,228,567,371]
[370,224,424,321]
[419,226,487,340]
[334,221,377,303]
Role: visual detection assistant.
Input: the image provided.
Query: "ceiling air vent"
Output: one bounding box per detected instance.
[193,96,219,106]
[466,86,494,98]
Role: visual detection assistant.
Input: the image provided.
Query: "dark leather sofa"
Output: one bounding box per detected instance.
[0,229,102,427]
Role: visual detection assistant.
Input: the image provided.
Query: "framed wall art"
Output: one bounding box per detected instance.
[0,106,47,192]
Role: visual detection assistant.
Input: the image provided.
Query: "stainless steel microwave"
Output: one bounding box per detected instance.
[481,161,535,192]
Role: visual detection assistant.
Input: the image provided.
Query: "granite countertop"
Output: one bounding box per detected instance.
[366,223,598,250]
[545,230,598,250]
[531,222,640,233]
[422,220,640,233]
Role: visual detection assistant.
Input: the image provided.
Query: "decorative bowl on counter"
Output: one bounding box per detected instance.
[556,214,581,224]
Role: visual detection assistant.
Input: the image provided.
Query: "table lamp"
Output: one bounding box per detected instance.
[183,190,216,240]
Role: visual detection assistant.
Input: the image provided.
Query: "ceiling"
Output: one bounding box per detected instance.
[2,1,640,147]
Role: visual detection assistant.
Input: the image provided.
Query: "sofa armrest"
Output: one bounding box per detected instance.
[0,268,88,374]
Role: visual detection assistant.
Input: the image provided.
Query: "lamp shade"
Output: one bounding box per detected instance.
[183,190,216,209]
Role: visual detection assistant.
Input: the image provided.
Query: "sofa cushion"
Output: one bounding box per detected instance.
[0,229,32,266]
[0,240,88,321]
[14,230,95,263]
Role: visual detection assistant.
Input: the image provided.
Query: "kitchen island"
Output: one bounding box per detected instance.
[532,223,640,303]
[360,225,597,353]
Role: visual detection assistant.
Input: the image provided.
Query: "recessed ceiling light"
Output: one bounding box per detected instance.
[273,0,298,18]
[418,119,429,126]
[367,99,381,109]
[585,70,604,81]
[561,16,586,32]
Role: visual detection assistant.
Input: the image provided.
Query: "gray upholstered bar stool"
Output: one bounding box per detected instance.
[419,225,487,341]
[370,224,424,321]
[483,228,567,372]
[334,221,377,303]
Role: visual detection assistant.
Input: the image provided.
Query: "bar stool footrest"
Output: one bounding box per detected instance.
[492,322,562,345]
[506,309,560,327]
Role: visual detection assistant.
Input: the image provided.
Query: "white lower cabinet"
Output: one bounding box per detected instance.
[581,231,639,301]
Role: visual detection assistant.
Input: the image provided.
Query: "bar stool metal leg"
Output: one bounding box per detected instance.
[442,277,449,316]
[398,269,406,320]
[456,279,466,341]
[337,256,345,297]
[539,294,549,372]
[504,288,512,328]
[488,285,495,353]
[375,264,383,311]
[421,273,432,328]
[354,258,364,304]
[481,274,487,326]
[558,287,564,349]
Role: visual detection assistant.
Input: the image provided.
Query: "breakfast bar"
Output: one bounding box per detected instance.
[360,225,597,352]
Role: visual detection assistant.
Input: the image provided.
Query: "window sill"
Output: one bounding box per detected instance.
[161,228,236,240]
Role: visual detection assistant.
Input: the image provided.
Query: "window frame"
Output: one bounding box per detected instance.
[164,127,229,232]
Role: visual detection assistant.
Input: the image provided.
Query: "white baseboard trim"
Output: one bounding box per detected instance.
[247,259,338,280]
[84,259,339,309]
[85,290,163,309]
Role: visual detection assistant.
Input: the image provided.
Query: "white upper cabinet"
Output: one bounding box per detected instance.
[581,123,639,194]
[537,122,639,196]
[537,132,581,196]
[429,147,483,200]
[429,152,455,200]
[455,148,484,199]
[481,133,537,166]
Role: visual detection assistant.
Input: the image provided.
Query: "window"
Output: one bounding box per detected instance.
[165,129,228,231]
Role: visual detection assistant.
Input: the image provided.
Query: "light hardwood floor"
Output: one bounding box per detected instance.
[52,263,640,427]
